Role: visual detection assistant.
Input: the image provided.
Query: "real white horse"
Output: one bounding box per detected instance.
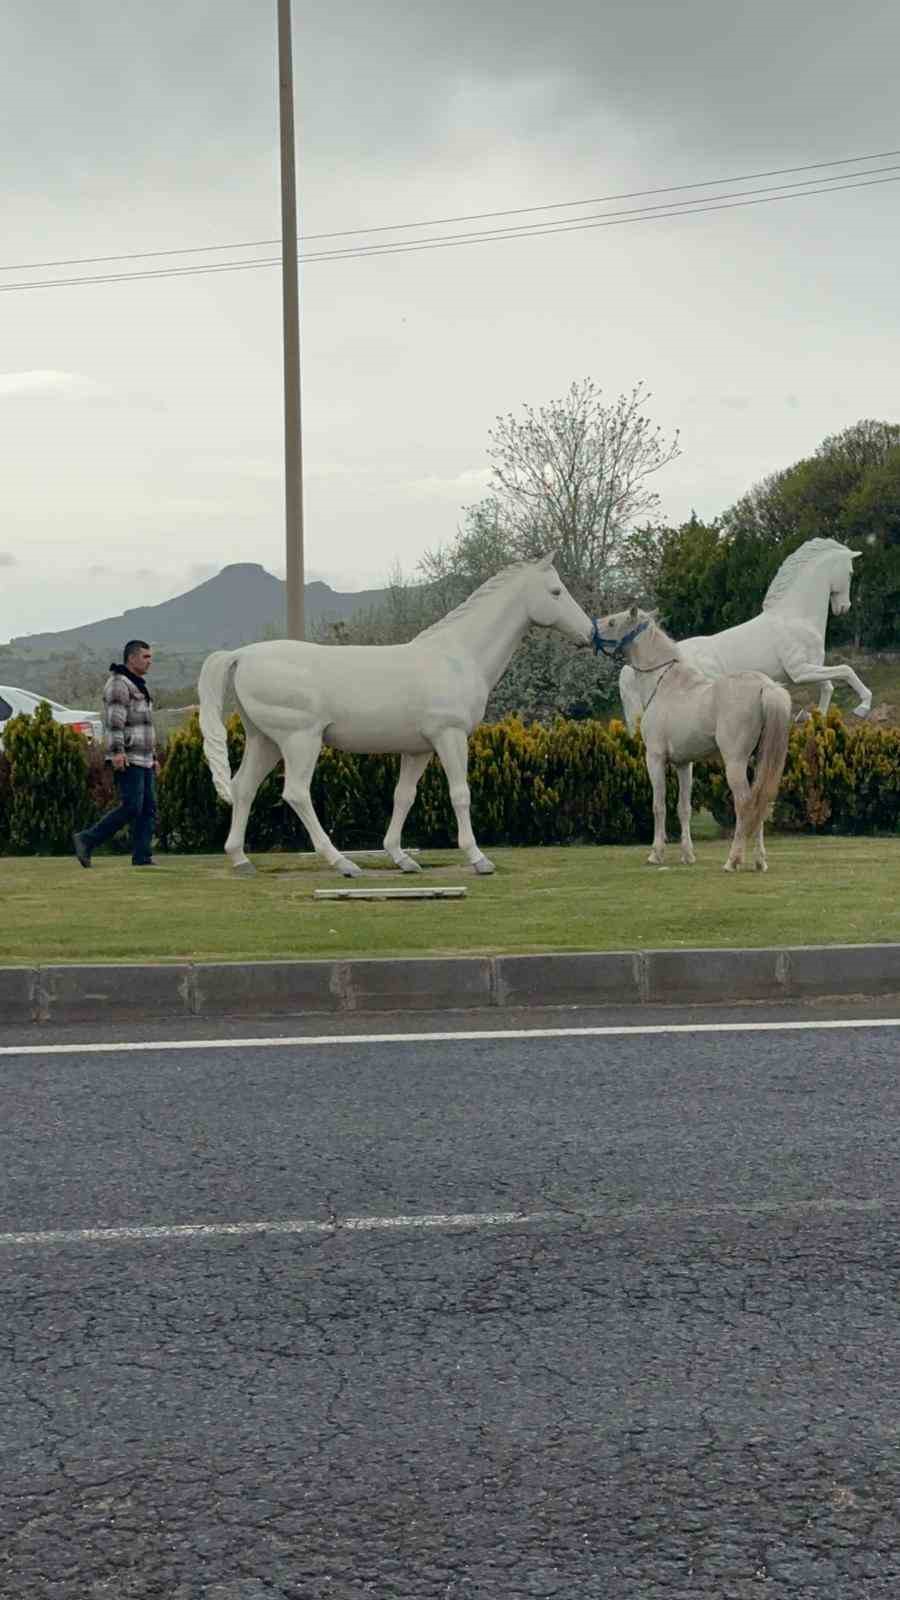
[198,556,594,878]
[619,538,871,733]
[595,605,792,873]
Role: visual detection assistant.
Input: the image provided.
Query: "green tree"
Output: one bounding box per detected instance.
[654,515,726,636]
[839,445,900,646]
[841,446,900,548]
[658,420,900,646]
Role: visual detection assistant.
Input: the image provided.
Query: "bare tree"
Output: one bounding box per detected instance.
[319,380,680,722]
[484,378,680,596]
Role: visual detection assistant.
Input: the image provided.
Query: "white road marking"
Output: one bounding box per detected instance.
[0,1016,898,1058]
[0,1196,891,1252]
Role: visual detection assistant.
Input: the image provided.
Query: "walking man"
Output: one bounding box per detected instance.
[73,640,160,868]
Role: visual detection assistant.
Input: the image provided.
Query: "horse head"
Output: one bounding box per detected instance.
[522,555,594,646]
[830,546,861,616]
[763,537,861,619]
[591,603,655,662]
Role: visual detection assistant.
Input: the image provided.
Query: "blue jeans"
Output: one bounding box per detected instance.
[81,765,157,863]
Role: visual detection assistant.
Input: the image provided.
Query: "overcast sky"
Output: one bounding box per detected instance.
[3,0,899,639]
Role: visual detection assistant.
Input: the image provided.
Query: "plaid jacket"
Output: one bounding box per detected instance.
[102,672,156,767]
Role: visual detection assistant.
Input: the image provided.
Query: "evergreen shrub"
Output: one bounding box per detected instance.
[2,705,897,855]
[691,710,900,835]
[0,702,90,854]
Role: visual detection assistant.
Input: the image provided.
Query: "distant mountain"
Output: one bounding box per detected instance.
[8,564,391,656]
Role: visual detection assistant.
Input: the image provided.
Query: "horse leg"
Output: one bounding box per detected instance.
[384,751,431,872]
[785,660,871,717]
[280,731,362,878]
[676,762,695,865]
[753,819,768,873]
[225,725,281,876]
[646,752,668,865]
[795,677,834,723]
[431,727,493,875]
[723,758,752,872]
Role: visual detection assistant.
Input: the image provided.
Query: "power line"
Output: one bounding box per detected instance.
[313,163,900,252]
[1,145,899,277]
[2,168,899,294]
[305,170,900,261]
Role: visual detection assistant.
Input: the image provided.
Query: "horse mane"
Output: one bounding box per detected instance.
[414,561,537,641]
[645,616,682,657]
[762,538,850,611]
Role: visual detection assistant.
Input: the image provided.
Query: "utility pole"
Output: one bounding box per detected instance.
[277,0,304,639]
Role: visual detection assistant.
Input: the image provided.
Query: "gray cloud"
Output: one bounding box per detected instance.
[3,0,897,187]
[4,1,900,638]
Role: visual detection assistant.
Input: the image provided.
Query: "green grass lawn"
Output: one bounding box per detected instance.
[2,836,899,965]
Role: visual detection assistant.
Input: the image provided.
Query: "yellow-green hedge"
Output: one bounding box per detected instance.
[691,710,900,834]
[155,713,667,852]
[2,705,897,855]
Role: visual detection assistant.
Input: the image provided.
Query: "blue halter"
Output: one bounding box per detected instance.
[591,617,650,661]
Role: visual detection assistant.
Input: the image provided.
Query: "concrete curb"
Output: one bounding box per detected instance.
[2,944,900,1026]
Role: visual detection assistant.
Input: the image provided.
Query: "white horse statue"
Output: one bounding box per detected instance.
[595,605,792,873]
[619,537,871,732]
[198,556,594,878]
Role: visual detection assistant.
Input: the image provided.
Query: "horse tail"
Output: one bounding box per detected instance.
[743,681,792,837]
[198,649,240,805]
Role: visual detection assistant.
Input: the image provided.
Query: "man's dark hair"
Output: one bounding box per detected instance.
[123,639,150,664]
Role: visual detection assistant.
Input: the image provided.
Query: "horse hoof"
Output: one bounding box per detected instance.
[755,860,768,873]
[853,702,871,719]
[723,861,738,873]
[397,854,423,874]
[647,855,664,867]
[681,855,696,867]
[336,858,363,878]
[233,860,256,877]
[473,857,495,875]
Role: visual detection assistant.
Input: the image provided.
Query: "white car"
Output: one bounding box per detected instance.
[0,685,103,748]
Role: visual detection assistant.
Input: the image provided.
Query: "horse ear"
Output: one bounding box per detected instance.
[538,552,557,570]
[629,603,639,620]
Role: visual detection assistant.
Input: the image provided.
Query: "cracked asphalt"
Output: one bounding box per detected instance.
[3,1013,900,1598]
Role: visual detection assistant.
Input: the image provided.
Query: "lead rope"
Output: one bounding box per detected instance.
[638,659,677,717]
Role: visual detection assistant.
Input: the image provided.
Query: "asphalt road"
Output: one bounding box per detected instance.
[3,1011,900,1598]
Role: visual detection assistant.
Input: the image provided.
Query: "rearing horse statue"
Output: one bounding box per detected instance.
[619,538,871,732]
[199,556,593,878]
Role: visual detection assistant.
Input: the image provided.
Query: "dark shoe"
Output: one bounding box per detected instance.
[73,832,92,869]
[132,859,157,867]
